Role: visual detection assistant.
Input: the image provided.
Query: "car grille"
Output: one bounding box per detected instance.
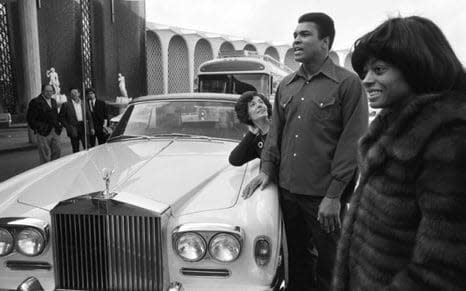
[51,212,163,291]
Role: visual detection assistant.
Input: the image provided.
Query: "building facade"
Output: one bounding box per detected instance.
[0,0,146,121]
[0,0,354,121]
[144,22,353,95]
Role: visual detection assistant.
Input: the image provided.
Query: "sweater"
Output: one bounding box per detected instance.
[229,131,267,166]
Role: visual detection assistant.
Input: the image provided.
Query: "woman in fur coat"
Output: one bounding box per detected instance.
[331,16,466,290]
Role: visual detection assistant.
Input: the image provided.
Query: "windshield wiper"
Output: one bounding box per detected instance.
[107,134,154,142]
[152,133,213,140]
[108,133,218,142]
[151,133,192,138]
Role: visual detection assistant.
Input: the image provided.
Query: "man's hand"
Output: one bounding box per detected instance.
[318,197,341,233]
[70,128,77,138]
[90,129,95,135]
[242,172,271,199]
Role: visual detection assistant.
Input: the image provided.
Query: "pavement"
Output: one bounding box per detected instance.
[0,123,69,154]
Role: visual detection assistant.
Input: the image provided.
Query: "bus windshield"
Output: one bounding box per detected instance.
[199,74,269,96]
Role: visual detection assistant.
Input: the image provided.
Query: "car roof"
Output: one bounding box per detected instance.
[131,93,241,104]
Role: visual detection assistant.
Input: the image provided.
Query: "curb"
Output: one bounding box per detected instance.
[0,141,72,155]
[0,144,37,155]
[0,124,28,129]
[0,125,72,155]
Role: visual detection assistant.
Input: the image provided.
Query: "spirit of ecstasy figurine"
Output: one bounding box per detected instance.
[101,167,115,199]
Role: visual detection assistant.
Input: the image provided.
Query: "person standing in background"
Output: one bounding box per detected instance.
[26,84,62,163]
[59,87,94,153]
[86,88,109,146]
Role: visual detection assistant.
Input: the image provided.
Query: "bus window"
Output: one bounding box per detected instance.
[231,74,269,95]
[199,75,229,93]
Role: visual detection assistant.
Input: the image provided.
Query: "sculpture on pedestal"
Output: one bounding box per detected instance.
[46,67,66,106]
[46,67,60,95]
[118,73,128,97]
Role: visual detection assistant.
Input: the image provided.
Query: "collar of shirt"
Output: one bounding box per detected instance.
[286,57,340,85]
[72,99,81,106]
[72,99,84,120]
[42,95,52,108]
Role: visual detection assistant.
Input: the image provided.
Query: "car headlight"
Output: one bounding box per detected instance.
[176,232,206,262]
[16,228,45,256]
[209,233,241,262]
[0,228,14,256]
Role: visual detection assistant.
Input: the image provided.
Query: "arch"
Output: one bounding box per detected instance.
[194,39,213,90]
[264,46,280,61]
[194,39,213,74]
[219,41,234,54]
[344,52,353,71]
[168,35,189,93]
[146,31,164,94]
[329,51,340,66]
[284,48,299,71]
[244,44,257,52]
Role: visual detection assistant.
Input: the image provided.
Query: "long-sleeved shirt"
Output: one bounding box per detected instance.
[229,131,267,166]
[261,58,368,198]
[72,99,83,122]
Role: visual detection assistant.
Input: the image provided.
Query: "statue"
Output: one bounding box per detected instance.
[118,73,128,97]
[46,67,60,95]
[46,67,67,107]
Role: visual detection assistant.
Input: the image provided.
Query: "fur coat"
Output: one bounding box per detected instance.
[332,91,466,290]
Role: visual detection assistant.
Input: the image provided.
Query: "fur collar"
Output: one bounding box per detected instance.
[358,91,466,181]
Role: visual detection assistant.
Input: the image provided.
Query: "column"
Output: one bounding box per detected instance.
[18,0,41,143]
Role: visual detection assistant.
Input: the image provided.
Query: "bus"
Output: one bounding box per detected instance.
[197,50,293,98]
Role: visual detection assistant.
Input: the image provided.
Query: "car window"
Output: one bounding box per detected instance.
[112,100,246,140]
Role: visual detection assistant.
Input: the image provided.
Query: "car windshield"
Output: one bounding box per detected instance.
[110,99,247,141]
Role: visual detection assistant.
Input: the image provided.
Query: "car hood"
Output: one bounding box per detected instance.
[6,139,246,216]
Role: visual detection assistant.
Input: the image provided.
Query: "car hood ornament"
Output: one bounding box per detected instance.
[99,167,116,199]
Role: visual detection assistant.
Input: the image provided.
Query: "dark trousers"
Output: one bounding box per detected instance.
[280,188,345,291]
[70,122,87,153]
[89,129,107,147]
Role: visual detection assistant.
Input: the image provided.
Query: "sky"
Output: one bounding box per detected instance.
[146,0,466,62]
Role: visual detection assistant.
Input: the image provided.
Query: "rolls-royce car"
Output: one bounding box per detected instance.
[0,93,286,291]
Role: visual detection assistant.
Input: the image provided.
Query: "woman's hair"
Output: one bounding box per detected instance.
[234,91,272,126]
[352,16,466,94]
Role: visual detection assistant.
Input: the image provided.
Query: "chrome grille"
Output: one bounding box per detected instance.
[52,213,163,291]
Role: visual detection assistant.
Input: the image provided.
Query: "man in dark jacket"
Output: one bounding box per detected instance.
[86,88,108,146]
[26,84,63,164]
[59,87,94,153]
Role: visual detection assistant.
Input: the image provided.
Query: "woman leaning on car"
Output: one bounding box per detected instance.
[332,16,466,290]
[228,91,272,166]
